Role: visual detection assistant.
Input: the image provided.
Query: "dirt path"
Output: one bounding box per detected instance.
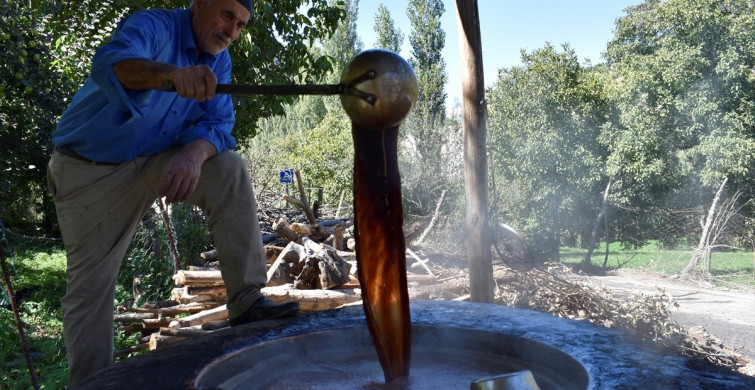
[579,269,755,361]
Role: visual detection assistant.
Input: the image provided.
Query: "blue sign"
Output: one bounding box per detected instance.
[279,169,294,184]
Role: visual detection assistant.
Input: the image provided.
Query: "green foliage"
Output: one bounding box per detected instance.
[407,0,447,116]
[373,3,404,53]
[268,111,354,206]
[116,205,213,307]
[0,2,78,234]
[604,0,755,207]
[400,0,456,217]
[487,43,611,259]
[0,241,68,389]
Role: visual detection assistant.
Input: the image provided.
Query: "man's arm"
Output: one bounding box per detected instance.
[112,59,218,102]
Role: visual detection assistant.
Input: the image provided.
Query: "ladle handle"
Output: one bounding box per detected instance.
[159,80,344,96]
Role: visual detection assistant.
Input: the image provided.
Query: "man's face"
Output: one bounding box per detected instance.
[191,0,250,55]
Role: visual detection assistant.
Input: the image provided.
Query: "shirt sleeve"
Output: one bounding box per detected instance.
[90,11,170,122]
[177,53,237,153]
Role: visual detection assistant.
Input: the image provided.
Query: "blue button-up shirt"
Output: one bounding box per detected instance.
[53,8,237,163]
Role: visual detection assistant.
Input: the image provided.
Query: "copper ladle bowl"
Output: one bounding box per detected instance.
[340,49,418,129]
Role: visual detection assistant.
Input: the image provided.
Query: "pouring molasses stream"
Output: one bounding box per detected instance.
[162,49,418,384]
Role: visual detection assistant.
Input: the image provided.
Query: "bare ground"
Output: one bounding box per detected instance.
[402,249,755,374]
[579,268,755,361]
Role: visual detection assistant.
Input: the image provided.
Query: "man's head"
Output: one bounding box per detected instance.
[190,0,252,55]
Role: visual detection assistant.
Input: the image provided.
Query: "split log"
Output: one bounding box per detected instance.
[171,304,228,328]
[267,240,307,286]
[173,270,224,286]
[262,285,361,311]
[148,333,186,350]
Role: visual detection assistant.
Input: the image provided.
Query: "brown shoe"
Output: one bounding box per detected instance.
[229,297,300,326]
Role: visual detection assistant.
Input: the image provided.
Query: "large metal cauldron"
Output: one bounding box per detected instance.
[72,301,755,389]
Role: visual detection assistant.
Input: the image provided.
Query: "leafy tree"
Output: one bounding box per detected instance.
[487,44,611,260]
[373,3,403,53]
[603,0,755,245]
[401,0,453,216]
[0,2,79,233]
[322,0,363,82]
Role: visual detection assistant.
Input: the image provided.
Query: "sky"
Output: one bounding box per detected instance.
[355,0,640,110]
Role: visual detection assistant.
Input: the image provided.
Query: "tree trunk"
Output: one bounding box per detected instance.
[456,0,493,303]
[584,178,612,265]
[681,178,728,278]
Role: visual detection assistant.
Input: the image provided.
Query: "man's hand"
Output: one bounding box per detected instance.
[112,60,218,102]
[160,140,218,204]
[167,65,218,102]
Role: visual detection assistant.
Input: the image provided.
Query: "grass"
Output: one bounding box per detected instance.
[1,241,68,390]
[559,241,755,289]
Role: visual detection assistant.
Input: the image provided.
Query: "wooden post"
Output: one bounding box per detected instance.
[456,0,493,303]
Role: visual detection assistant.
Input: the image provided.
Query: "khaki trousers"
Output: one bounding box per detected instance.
[47,148,267,385]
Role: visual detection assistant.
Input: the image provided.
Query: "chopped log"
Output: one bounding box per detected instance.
[171,286,226,304]
[200,249,218,261]
[187,286,227,296]
[262,285,361,311]
[148,333,186,350]
[291,239,352,290]
[333,224,344,251]
[141,318,174,329]
[173,304,228,328]
[114,312,156,323]
[117,302,216,316]
[173,270,224,286]
[159,327,211,338]
[114,343,150,358]
[272,217,301,243]
[290,223,334,240]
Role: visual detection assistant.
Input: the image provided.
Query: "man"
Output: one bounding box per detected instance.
[47,0,299,384]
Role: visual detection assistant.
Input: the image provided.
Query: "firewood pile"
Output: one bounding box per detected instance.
[114,221,440,358]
